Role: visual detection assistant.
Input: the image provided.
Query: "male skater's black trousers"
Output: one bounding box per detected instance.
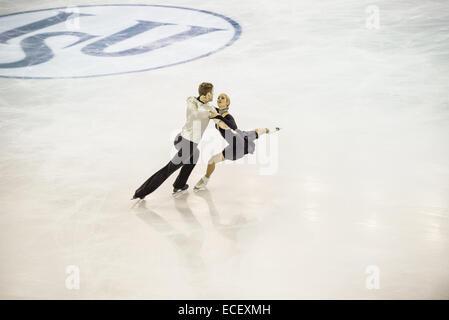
[133,134,199,199]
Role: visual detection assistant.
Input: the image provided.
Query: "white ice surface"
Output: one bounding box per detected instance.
[0,0,448,299]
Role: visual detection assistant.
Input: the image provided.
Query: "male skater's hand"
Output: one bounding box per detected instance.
[209,112,220,119]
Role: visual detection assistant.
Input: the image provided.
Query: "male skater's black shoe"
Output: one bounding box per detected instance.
[131,194,144,200]
[172,184,189,197]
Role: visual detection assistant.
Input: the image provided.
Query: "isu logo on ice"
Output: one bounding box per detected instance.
[0,4,241,78]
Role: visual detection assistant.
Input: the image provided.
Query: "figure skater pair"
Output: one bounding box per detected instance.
[132,82,279,200]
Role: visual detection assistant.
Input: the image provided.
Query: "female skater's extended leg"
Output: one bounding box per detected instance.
[194,153,224,190]
[206,153,223,178]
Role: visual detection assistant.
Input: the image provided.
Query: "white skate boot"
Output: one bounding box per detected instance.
[194,176,209,191]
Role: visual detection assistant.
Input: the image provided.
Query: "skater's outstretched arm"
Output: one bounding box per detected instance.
[255,127,280,136]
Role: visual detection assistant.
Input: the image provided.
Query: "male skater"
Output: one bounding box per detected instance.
[132,82,216,199]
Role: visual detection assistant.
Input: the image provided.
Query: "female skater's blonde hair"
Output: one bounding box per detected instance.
[221,93,231,107]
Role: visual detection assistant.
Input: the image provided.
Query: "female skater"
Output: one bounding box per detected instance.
[194,93,280,190]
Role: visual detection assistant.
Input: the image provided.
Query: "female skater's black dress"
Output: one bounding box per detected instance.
[211,111,259,161]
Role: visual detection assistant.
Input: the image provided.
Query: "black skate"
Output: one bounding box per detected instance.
[131,194,144,200]
[172,184,189,198]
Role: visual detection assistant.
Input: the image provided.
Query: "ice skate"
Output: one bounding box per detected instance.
[194,176,209,191]
[130,196,144,210]
[172,184,189,198]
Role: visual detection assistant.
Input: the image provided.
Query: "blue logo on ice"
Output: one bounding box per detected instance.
[0,4,241,79]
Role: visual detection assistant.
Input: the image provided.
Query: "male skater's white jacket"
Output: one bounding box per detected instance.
[181,96,217,144]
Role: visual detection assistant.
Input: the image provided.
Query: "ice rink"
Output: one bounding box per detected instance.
[0,0,448,299]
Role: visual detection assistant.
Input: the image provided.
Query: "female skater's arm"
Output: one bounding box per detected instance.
[209,113,238,130]
[217,121,230,129]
